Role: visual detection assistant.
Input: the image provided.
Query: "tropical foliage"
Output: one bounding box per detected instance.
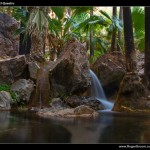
[131,7,144,51]
[0,6,144,62]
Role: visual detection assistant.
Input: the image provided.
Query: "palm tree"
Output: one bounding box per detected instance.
[19,7,31,55]
[117,6,123,51]
[144,7,150,89]
[110,7,117,52]
[90,7,94,57]
[123,7,137,72]
[26,7,49,62]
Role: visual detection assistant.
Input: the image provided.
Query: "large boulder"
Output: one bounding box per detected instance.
[113,73,150,112]
[64,95,104,110]
[28,62,40,80]
[0,13,19,58]
[0,55,27,84]
[91,51,126,97]
[0,91,13,110]
[10,79,34,103]
[49,38,91,97]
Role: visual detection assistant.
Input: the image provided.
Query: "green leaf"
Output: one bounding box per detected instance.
[100,10,112,20]
[51,7,65,20]
[71,6,92,17]
[131,7,144,51]
[13,27,25,36]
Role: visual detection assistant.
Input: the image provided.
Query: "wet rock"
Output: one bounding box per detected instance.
[113,73,149,112]
[82,97,105,110]
[37,105,99,118]
[28,62,40,79]
[49,38,91,97]
[64,95,104,110]
[91,51,126,97]
[0,13,19,57]
[10,79,34,103]
[50,98,69,109]
[0,55,27,84]
[64,95,81,107]
[0,91,13,110]
[74,105,95,115]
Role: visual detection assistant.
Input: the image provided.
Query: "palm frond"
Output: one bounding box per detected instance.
[12,7,28,26]
[51,7,65,20]
[132,7,144,33]
[73,15,108,32]
[100,10,112,20]
[26,7,48,36]
[132,7,144,50]
[48,18,62,37]
[70,6,92,17]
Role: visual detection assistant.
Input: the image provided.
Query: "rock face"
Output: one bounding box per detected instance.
[0,91,13,110]
[28,62,40,79]
[0,55,27,84]
[91,51,126,97]
[113,73,150,112]
[49,38,91,97]
[0,13,19,58]
[10,79,34,103]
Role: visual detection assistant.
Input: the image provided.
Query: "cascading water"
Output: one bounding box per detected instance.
[35,62,52,108]
[89,69,113,110]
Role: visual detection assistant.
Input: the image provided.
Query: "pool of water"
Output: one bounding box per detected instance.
[0,110,150,143]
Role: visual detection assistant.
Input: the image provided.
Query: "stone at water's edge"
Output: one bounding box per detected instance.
[49,38,91,97]
[64,95,104,110]
[50,98,70,109]
[37,105,99,118]
[10,79,34,103]
[113,73,150,112]
[0,91,13,110]
[0,13,19,57]
[0,55,27,84]
[91,51,126,97]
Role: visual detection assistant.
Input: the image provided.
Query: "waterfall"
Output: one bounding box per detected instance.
[35,62,51,108]
[89,69,113,110]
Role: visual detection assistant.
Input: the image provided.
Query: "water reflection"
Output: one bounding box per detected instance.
[0,111,150,143]
[0,111,71,143]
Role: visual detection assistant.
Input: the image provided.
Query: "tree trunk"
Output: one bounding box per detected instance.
[90,7,94,57]
[27,7,45,62]
[123,7,137,72]
[145,7,150,89]
[19,7,31,55]
[19,32,31,55]
[111,7,117,52]
[117,6,123,51]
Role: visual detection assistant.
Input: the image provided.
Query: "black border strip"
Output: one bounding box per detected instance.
[0,0,149,6]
